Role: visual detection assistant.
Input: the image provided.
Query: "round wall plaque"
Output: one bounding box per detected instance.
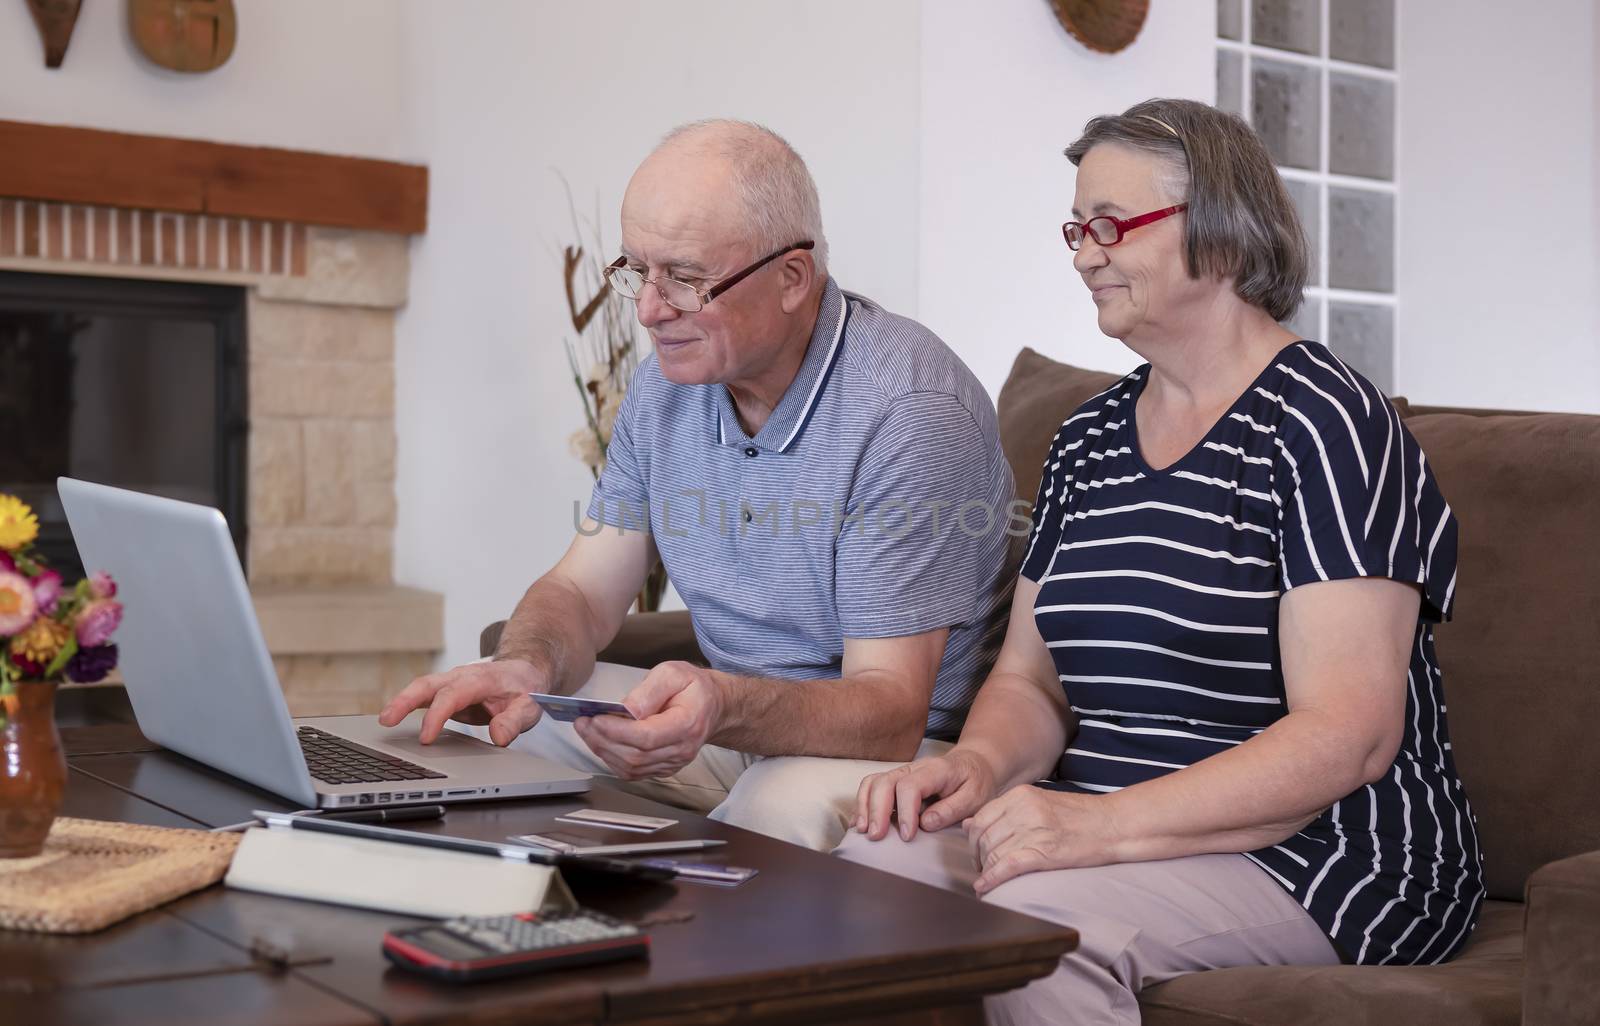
[1049,0,1150,55]
[129,0,238,73]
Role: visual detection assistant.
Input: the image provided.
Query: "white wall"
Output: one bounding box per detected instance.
[917,0,1216,395]
[7,0,1598,671]
[1397,0,1600,413]
[395,0,1223,669]
[392,1,922,669]
[0,0,410,159]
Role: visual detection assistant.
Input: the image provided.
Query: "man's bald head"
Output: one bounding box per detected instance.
[632,119,828,277]
[618,120,829,396]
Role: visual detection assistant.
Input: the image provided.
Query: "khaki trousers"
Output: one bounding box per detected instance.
[475,662,949,851]
[834,826,1339,1026]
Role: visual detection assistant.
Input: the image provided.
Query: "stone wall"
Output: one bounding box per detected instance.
[248,294,398,587]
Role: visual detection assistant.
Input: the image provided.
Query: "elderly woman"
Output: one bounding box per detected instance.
[837,98,1485,1024]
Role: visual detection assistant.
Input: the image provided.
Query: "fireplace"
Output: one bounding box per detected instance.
[0,269,248,581]
[0,119,441,718]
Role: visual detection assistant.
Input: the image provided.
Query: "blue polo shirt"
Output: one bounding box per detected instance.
[585,279,1015,738]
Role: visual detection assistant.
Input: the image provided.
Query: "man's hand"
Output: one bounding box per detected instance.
[964,786,1123,895]
[378,659,551,747]
[574,661,724,780]
[853,748,999,842]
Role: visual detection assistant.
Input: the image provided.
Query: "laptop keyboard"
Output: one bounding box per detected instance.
[297,725,447,784]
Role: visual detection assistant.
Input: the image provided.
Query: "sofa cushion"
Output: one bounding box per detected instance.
[1407,411,1600,899]
[1139,899,1523,1026]
[997,348,1122,502]
[596,609,706,668]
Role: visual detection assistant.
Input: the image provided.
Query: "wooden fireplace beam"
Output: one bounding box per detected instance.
[0,120,428,235]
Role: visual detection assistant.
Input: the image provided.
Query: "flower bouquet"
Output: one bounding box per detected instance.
[0,494,122,712]
[0,493,123,856]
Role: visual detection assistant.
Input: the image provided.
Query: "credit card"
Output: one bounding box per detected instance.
[557,808,678,833]
[531,693,637,722]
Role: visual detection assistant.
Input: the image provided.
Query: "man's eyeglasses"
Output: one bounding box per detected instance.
[1062,203,1187,251]
[604,241,816,313]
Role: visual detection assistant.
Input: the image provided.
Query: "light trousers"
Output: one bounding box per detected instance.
[483,662,949,851]
[834,825,1340,1026]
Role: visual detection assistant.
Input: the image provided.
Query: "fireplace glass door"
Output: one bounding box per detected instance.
[0,270,247,580]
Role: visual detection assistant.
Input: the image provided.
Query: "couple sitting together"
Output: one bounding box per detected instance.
[380,99,1486,1024]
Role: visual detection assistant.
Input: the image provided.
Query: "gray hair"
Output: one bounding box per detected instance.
[1063,98,1308,323]
[657,119,829,278]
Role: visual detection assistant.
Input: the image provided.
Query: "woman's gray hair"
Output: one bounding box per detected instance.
[659,119,829,278]
[1064,98,1308,323]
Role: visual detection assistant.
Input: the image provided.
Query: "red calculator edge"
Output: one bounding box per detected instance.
[382,912,650,983]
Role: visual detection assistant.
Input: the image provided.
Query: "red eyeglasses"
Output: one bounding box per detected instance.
[1062,203,1188,251]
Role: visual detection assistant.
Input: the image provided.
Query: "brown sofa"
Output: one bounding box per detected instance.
[485,347,1600,1025]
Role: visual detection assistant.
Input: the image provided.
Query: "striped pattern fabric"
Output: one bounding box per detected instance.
[1020,341,1484,966]
[589,279,1015,739]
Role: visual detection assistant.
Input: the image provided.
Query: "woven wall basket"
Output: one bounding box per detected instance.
[0,818,240,933]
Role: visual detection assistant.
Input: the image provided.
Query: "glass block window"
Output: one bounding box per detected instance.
[1217,0,1397,391]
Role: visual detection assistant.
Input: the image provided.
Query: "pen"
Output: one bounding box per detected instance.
[208,804,446,833]
[322,804,447,825]
[258,810,538,858]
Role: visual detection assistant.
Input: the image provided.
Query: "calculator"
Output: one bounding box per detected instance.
[382,910,649,982]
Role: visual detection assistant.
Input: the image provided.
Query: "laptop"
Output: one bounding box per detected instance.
[58,477,591,809]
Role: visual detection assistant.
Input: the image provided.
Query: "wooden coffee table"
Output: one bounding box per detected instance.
[1,725,1076,1025]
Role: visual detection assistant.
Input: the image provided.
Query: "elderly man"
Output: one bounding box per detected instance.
[380,119,1014,850]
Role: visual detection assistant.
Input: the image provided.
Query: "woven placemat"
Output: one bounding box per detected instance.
[0,817,240,934]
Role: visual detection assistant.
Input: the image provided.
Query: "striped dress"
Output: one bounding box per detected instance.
[1020,341,1485,966]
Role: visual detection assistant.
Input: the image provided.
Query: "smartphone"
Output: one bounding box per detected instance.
[531,693,638,722]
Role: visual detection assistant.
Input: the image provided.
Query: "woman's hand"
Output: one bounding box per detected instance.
[965,786,1124,894]
[854,748,1000,842]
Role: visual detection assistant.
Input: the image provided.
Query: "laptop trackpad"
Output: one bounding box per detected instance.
[301,713,507,761]
[379,730,494,760]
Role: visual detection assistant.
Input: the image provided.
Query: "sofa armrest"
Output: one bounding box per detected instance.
[1524,848,1600,1025]
[478,610,705,670]
[597,610,704,669]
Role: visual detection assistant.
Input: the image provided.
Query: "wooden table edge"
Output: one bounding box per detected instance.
[602,933,1076,1023]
